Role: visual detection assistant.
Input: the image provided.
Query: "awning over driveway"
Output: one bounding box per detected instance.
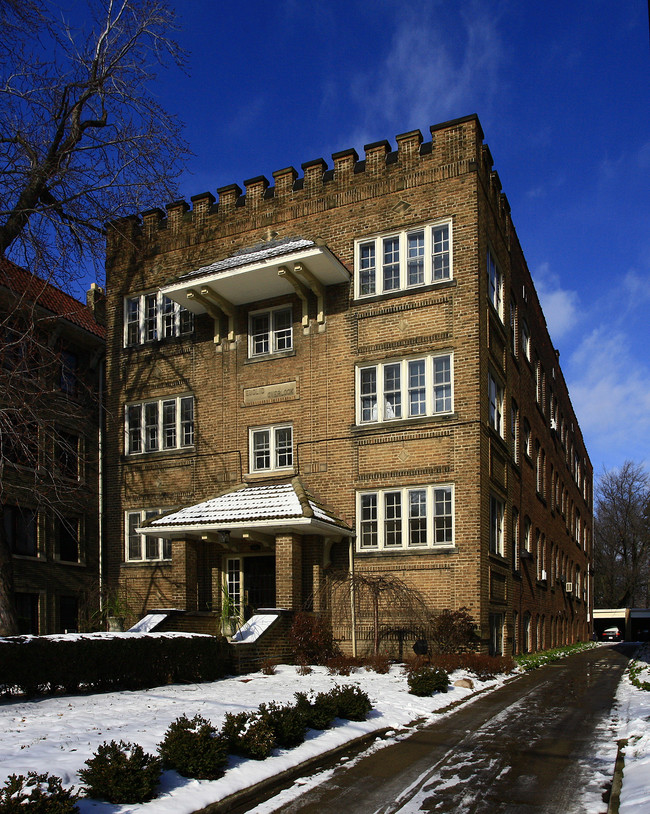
[137,478,352,541]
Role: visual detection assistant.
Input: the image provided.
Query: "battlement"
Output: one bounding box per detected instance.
[107,114,513,249]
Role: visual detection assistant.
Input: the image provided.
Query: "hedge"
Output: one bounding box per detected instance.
[0,632,232,697]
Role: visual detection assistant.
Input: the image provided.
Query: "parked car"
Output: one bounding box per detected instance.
[601,627,622,642]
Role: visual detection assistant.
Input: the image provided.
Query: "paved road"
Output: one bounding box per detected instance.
[261,645,633,814]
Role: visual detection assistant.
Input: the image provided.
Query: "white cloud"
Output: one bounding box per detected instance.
[566,329,650,470]
[532,262,580,341]
[346,3,504,145]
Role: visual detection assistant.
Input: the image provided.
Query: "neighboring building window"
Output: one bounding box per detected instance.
[357,354,453,424]
[522,320,530,361]
[125,396,194,454]
[15,592,39,635]
[56,517,80,563]
[126,510,171,561]
[249,306,293,357]
[524,516,531,552]
[357,485,454,550]
[60,351,78,395]
[3,506,38,556]
[249,424,293,472]
[488,372,504,436]
[510,297,517,356]
[355,220,452,297]
[57,430,80,480]
[489,495,505,556]
[487,249,503,320]
[124,292,194,346]
[58,595,78,633]
[510,400,519,462]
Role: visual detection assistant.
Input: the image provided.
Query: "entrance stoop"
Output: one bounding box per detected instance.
[229,609,295,674]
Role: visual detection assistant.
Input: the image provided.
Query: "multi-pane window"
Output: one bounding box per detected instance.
[511,400,519,463]
[57,517,80,563]
[126,509,171,561]
[356,220,452,297]
[357,485,454,550]
[521,320,531,361]
[125,396,194,454]
[490,495,505,556]
[488,373,504,436]
[487,249,503,320]
[510,297,517,356]
[512,507,520,570]
[249,424,293,472]
[357,354,453,424]
[124,292,194,346]
[3,505,38,556]
[249,306,293,357]
[60,351,78,395]
[56,431,80,480]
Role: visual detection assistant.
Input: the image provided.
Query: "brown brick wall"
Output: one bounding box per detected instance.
[103,115,592,654]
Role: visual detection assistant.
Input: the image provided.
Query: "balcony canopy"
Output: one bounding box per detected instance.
[161,238,350,313]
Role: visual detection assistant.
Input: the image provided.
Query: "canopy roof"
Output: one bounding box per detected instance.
[139,478,352,540]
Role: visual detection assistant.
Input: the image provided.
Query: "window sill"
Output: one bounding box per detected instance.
[245,469,296,481]
[123,335,195,353]
[54,559,86,568]
[352,412,458,435]
[123,446,196,462]
[356,545,458,557]
[122,560,172,568]
[245,349,296,364]
[488,552,508,566]
[536,579,548,589]
[353,277,456,306]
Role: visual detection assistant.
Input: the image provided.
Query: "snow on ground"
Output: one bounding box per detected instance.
[615,643,650,813]
[0,663,508,814]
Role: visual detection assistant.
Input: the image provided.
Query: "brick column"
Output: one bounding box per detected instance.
[171,539,198,610]
[275,533,302,610]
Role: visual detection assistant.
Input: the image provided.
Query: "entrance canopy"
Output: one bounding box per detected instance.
[138,478,352,541]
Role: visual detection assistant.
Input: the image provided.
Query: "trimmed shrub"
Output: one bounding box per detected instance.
[289,612,338,665]
[0,772,78,813]
[79,740,161,803]
[0,633,231,698]
[330,684,373,721]
[294,690,338,730]
[428,608,476,654]
[258,702,307,748]
[222,711,276,760]
[429,653,515,680]
[407,666,449,696]
[158,715,228,780]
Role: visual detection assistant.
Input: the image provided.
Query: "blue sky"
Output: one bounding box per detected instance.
[148,1,650,475]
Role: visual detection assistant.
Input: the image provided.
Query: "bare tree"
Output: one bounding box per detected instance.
[0,0,188,286]
[594,461,650,607]
[0,0,188,634]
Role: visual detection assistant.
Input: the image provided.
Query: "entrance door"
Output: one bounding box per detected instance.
[243,556,275,616]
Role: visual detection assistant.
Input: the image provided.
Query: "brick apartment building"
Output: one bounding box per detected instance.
[104,114,593,655]
[1,258,105,634]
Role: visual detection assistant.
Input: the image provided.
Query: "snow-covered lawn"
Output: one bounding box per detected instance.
[0,662,508,814]
[615,643,650,813]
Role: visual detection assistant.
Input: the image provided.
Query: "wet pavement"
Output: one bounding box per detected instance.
[259,645,634,814]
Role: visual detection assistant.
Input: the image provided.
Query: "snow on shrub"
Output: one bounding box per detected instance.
[159,714,228,780]
[329,684,373,721]
[221,711,277,760]
[79,740,161,803]
[0,772,78,813]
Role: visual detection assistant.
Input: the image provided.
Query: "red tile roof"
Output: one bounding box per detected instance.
[0,256,105,339]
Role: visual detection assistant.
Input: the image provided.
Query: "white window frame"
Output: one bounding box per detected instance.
[490,494,505,556]
[521,319,531,361]
[249,424,293,473]
[124,291,194,347]
[356,484,454,551]
[125,395,194,455]
[487,249,503,320]
[248,304,293,358]
[354,219,453,298]
[356,353,453,425]
[125,509,171,562]
[488,372,504,437]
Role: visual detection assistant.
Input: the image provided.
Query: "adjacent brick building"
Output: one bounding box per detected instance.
[104,114,593,654]
[0,258,105,634]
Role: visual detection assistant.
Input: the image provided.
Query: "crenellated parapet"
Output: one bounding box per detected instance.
[106,114,514,251]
